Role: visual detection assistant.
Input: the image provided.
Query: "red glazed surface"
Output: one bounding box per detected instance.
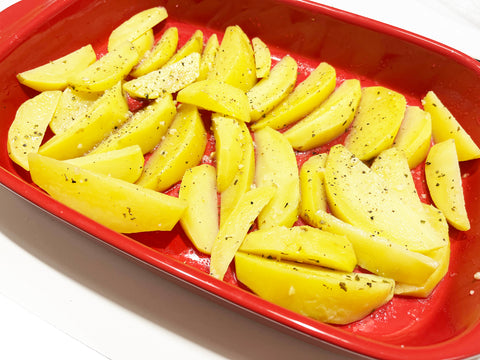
[1,0,480,359]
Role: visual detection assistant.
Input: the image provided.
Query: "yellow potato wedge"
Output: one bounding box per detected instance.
[246,55,297,121]
[252,37,271,78]
[38,81,129,160]
[28,153,186,233]
[210,186,276,280]
[131,27,179,78]
[239,225,356,272]
[136,104,207,192]
[425,139,470,231]
[130,29,155,59]
[123,52,200,99]
[90,93,176,155]
[197,33,219,81]
[423,90,480,161]
[250,62,336,131]
[69,41,139,92]
[235,252,394,325]
[212,114,244,192]
[344,86,406,161]
[179,164,219,254]
[7,90,62,170]
[298,153,328,223]
[65,145,144,183]
[254,127,300,229]
[164,30,203,66]
[284,79,361,151]
[177,79,250,122]
[17,45,97,91]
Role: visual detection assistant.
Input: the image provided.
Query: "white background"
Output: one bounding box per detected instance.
[1,1,480,359]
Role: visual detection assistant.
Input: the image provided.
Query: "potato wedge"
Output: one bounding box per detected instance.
[69,41,139,92]
[298,153,328,223]
[17,45,97,91]
[177,79,250,122]
[123,52,200,99]
[392,106,432,169]
[252,37,271,78]
[130,29,155,59]
[210,186,276,280]
[423,90,480,161]
[239,225,356,272]
[131,27,179,78]
[197,33,219,81]
[284,79,361,151]
[89,93,176,155]
[39,82,129,160]
[28,153,186,233]
[344,86,406,161]
[65,145,144,183]
[179,164,219,254]
[164,30,203,66]
[7,90,62,170]
[136,104,207,192]
[235,252,394,325]
[250,62,336,131]
[254,127,300,229]
[425,139,470,231]
[246,55,297,121]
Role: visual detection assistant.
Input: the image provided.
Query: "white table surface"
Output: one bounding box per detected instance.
[1,1,480,359]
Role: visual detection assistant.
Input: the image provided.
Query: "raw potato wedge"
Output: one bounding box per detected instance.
[164,30,203,66]
[299,153,328,222]
[131,27,179,78]
[7,90,62,170]
[344,86,406,161]
[250,62,336,131]
[423,90,480,161]
[425,139,470,231]
[392,106,432,169]
[198,34,219,81]
[254,127,300,229]
[246,55,297,121]
[65,145,144,183]
[28,153,186,233]
[179,164,219,254]
[16,45,97,91]
[239,225,357,272]
[177,79,250,122]
[210,186,276,280]
[90,93,176,155]
[284,79,361,151]
[130,29,155,60]
[136,104,207,192]
[69,41,139,92]
[50,86,100,135]
[39,82,129,160]
[124,52,200,99]
[212,114,244,192]
[325,145,447,252]
[252,37,271,78]
[207,25,257,91]
[108,7,168,52]
[235,252,395,325]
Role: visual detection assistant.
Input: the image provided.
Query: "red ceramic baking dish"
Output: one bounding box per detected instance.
[2,0,480,358]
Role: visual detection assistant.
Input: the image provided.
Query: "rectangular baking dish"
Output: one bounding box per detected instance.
[1,0,480,358]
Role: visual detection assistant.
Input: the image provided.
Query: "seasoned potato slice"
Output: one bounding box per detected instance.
[210,186,276,280]
[177,79,250,122]
[179,164,219,254]
[298,153,328,222]
[246,55,297,121]
[344,86,406,161]
[425,139,470,231]
[65,145,144,183]
[90,93,176,155]
[423,90,480,161]
[7,90,62,170]
[250,62,336,131]
[130,29,155,59]
[164,30,203,66]
[136,104,207,191]
[124,52,200,99]
[252,37,271,78]
[235,252,394,325]
[197,34,219,81]
[254,127,300,229]
[17,45,97,91]
[392,106,432,169]
[239,225,356,272]
[284,79,361,151]
[28,153,186,233]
